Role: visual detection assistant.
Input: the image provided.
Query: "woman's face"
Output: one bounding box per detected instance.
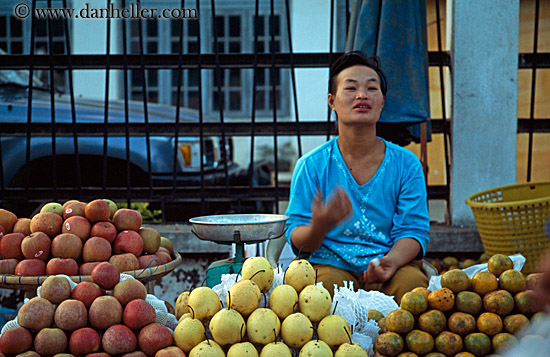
[328,65,385,127]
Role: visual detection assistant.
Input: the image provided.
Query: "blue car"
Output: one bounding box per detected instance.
[0,68,272,220]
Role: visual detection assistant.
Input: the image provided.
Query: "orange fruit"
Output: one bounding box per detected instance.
[477,312,503,336]
[487,254,513,277]
[405,330,434,356]
[503,314,529,334]
[441,269,471,293]
[427,288,455,312]
[411,287,431,299]
[375,331,404,357]
[447,312,476,336]
[418,309,447,336]
[464,332,491,356]
[386,308,415,335]
[499,269,526,293]
[455,291,483,315]
[492,332,518,353]
[483,290,515,316]
[471,271,498,295]
[400,291,428,315]
[434,331,463,356]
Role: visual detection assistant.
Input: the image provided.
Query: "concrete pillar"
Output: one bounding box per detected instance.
[449,0,519,226]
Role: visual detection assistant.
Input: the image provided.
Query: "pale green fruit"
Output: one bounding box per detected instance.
[260,342,292,357]
[40,202,64,216]
[318,314,352,349]
[160,236,174,254]
[209,308,246,346]
[269,284,298,320]
[174,317,206,354]
[62,200,80,210]
[281,312,313,348]
[189,339,225,357]
[187,286,221,321]
[227,342,259,357]
[246,308,281,345]
[102,199,118,219]
[139,226,161,254]
[285,259,315,293]
[227,279,261,316]
[334,342,368,356]
[299,284,332,322]
[242,256,274,293]
[299,339,334,356]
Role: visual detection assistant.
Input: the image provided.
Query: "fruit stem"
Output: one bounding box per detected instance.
[188,305,196,319]
[343,325,352,344]
[228,291,232,309]
[250,269,265,280]
[332,301,339,315]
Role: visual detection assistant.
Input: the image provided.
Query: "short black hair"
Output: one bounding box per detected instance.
[329,51,388,97]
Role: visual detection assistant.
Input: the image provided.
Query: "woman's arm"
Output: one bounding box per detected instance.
[290,187,353,253]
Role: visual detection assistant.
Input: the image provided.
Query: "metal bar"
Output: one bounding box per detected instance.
[248,0,260,195]
[172,0,185,198]
[196,0,205,215]
[24,0,38,192]
[270,0,279,212]
[284,0,301,157]
[121,0,132,206]
[0,52,456,69]
[0,185,448,201]
[47,0,58,199]
[62,0,82,198]
[3,119,548,136]
[102,0,112,196]
[136,0,153,197]
[526,0,540,182]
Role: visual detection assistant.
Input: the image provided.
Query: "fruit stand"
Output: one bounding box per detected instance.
[0,198,550,356]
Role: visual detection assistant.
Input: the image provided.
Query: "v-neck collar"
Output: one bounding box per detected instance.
[333,137,389,189]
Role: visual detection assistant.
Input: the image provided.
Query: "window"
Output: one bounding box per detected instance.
[124,0,289,119]
[0,2,68,92]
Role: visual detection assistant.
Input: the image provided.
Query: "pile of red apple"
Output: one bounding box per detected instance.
[0,263,185,356]
[0,199,175,278]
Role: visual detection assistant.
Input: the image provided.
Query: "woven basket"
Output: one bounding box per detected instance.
[0,252,182,291]
[466,182,550,274]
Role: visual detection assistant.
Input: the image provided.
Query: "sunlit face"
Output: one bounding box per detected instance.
[328,65,385,127]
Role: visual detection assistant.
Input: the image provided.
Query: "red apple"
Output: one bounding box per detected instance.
[62,216,91,243]
[85,199,111,222]
[82,236,112,262]
[113,208,142,232]
[46,258,79,276]
[0,232,25,260]
[90,221,117,243]
[113,230,143,257]
[51,233,83,260]
[14,259,46,276]
[21,232,51,261]
[63,201,87,219]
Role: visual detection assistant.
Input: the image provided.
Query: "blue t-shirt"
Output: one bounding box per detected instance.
[284,137,430,274]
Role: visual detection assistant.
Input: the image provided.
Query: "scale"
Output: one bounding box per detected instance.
[189,214,288,287]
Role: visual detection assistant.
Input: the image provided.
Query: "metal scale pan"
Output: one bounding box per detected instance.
[189,214,289,287]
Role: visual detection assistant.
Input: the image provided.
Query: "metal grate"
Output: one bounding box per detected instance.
[0,0,548,222]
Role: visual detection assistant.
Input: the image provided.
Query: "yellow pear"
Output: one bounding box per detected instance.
[209,308,246,346]
[40,202,64,216]
[281,312,313,348]
[189,339,225,357]
[160,236,174,254]
[187,286,221,321]
[103,199,118,219]
[299,339,334,356]
[242,256,274,293]
[317,314,352,349]
[139,226,161,254]
[227,341,259,357]
[269,284,298,320]
[178,312,191,322]
[227,279,261,316]
[299,284,332,322]
[334,342,368,356]
[285,259,315,293]
[173,317,206,354]
[260,341,292,357]
[175,291,190,320]
[246,308,281,345]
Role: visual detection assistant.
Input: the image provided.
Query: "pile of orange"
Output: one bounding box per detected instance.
[374,254,547,357]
